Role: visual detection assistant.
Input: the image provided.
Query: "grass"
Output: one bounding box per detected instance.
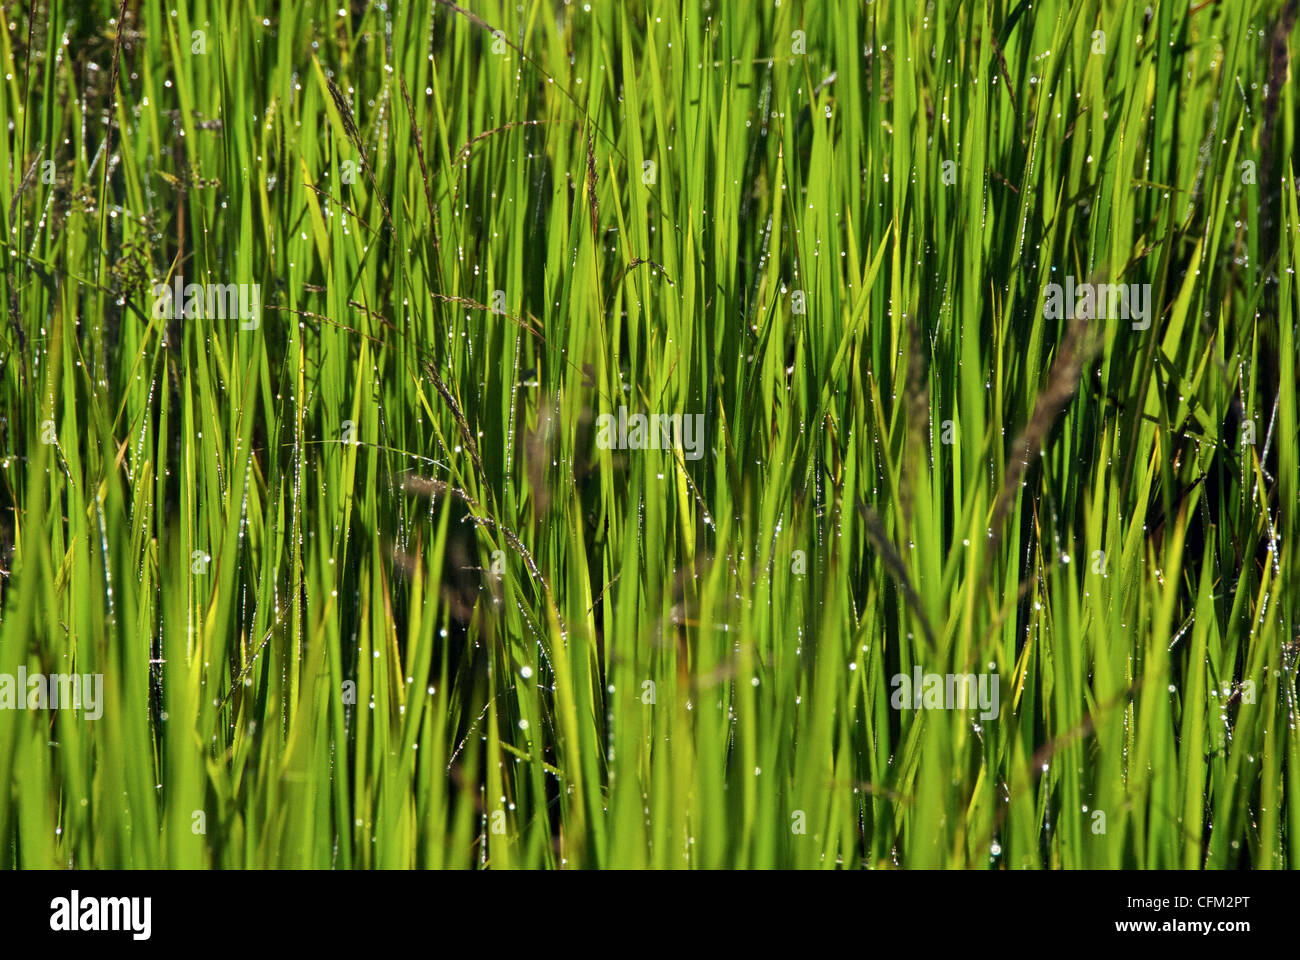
[0,0,1296,870]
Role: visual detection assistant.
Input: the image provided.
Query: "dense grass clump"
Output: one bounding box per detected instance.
[0,0,1297,869]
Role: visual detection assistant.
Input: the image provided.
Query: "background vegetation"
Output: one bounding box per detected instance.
[0,0,1296,868]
